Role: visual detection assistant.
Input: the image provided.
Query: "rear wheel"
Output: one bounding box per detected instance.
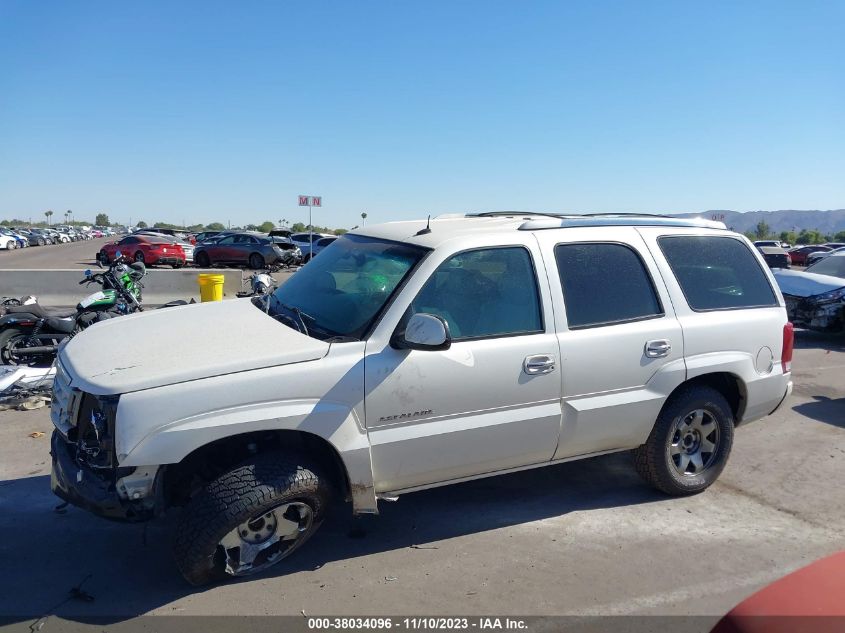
[248,253,264,270]
[0,327,54,367]
[195,251,211,268]
[7,241,16,250]
[173,451,331,586]
[134,251,145,264]
[98,252,110,265]
[633,385,734,495]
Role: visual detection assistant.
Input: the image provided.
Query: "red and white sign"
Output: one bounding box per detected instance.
[298,195,322,207]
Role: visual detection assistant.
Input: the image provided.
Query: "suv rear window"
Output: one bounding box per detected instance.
[658,236,777,311]
[555,243,663,329]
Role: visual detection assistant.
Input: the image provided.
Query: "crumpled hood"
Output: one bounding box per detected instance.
[773,269,845,298]
[61,299,329,395]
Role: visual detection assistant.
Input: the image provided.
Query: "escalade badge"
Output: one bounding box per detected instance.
[378,409,433,422]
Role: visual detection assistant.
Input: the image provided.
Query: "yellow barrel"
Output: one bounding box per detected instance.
[197,273,225,302]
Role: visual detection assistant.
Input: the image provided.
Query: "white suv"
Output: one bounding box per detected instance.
[50,213,793,584]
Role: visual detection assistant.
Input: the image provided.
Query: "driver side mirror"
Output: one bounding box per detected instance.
[392,313,451,351]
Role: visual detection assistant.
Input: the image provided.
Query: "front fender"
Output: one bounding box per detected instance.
[114,344,377,513]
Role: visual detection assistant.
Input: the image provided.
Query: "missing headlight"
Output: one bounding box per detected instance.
[75,394,118,471]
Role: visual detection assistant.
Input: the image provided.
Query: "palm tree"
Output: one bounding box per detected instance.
[361,212,367,226]
[45,210,53,226]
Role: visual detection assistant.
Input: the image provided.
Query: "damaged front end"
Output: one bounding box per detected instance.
[50,365,159,521]
[783,289,845,333]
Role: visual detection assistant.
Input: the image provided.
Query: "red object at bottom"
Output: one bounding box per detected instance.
[712,551,845,633]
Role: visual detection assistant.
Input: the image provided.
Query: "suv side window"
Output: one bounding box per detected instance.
[410,247,543,340]
[555,243,663,329]
[658,236,777,311]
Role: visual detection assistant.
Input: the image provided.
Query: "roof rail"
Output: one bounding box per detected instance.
[518,216,727,231]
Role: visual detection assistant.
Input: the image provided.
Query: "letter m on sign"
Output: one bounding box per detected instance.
[299,196,309,206]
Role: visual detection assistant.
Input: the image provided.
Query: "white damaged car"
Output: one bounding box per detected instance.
[774,251,845,333]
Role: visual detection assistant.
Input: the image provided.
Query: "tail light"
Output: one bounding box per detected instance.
[782,322,794,373]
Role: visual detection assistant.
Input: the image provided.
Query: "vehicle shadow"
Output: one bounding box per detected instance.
[792,395,845,430]
[0,451,662,623]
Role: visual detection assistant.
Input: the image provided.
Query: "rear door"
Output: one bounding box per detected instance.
[534,227,686,458]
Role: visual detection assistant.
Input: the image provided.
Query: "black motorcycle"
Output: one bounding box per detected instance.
[0,258,147,367]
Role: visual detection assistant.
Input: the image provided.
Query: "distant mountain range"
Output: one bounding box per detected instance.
[673,209,845,234]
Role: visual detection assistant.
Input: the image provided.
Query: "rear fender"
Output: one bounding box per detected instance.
[0,313,39,328]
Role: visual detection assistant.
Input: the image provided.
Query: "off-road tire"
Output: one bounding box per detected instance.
[172,452,332,586]
[633,385,734,496]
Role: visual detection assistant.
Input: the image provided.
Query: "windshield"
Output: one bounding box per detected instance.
[806,256,845,279]
[264,234,427,340]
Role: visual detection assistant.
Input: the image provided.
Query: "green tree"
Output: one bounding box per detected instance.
[45,210,53,226]
[779,231,797,245]
[95,213,110,226]
[206,222,226,231]
[834,231,845,242]
[290,222,306,232]
[796,228,824,244]
[136,220,148,228]
[333,228,348,235]
[755,221,770,239]
[258,221,275,233]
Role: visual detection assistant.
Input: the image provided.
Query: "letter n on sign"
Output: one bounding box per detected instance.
[311,196,322,207]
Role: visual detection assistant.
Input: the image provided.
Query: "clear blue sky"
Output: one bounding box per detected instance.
[1,0,843,229]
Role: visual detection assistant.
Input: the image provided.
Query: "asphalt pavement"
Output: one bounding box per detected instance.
[0,237,113,269]
[0,333,842,629]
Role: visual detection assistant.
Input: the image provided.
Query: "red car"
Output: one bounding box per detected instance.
[788,245,831,265]
[98,235,187,268]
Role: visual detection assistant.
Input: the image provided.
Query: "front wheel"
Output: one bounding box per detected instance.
[173,452,331,586]
[633,385,734,496]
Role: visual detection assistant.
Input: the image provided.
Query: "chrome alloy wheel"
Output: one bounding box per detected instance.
[669,409,720,476]
[217,502,314,577]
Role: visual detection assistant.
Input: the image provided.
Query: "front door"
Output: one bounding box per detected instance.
[365,243,562,493]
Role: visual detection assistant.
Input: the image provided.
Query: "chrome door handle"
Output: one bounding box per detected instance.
[524,354,556,375]
[645,339,672,358]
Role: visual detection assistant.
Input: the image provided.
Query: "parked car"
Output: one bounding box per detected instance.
[0,228,28,248]
[290,232,332,258]
[806,246,845,267]
[0,232,18,250]
[302,236,337,263]
[194,232,291,269]
[193,231,221,243]
[773,251,845,332]
[754,244,790,269]
[787,245,831,265]
[134,231,194,262]
[50,213,793,584]
[753,240,782,248]
[136,227,192,243]
[99,235,187,268]
[25,229,53,246]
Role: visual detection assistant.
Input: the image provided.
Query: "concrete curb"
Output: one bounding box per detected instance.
[0,269,243,305]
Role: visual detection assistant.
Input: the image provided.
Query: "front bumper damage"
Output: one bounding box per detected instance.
[50,430,157,522]
[784,294,845,333]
